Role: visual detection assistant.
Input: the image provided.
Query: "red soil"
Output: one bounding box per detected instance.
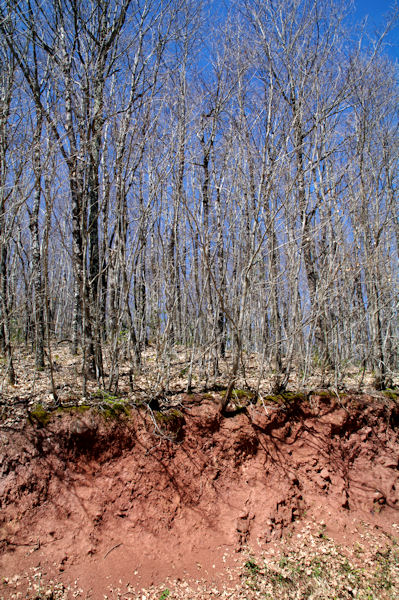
[1,393,398,598]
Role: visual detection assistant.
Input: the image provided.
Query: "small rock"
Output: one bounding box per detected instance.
[320,468,331,481]
[373,491,386,505]
[359,427,372,441]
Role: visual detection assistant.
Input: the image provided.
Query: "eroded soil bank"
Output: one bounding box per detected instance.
[1,392,399,599]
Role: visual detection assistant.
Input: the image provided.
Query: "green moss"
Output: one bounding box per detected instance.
[155,408,184,423]
[281,391,307,402]
[220,388,255,401]
[314,390,333,399]
[100,400,130,420]
[29,403,94,426]
[28,398,131,427]
[29,404,51,426]
[56,405,91,415]
[383,389,399,401]
[91,389,131,419]
[261,392,306,405]
[154,408,185,440]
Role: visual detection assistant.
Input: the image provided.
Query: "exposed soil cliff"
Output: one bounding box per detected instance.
[1,392,399,599]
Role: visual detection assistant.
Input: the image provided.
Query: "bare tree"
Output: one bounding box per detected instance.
[0,34,17,383]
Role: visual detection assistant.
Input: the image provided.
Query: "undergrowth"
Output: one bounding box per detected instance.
[240,530,399,600]
[27,396,131,427]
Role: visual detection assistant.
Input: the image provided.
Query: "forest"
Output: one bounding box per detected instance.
[0,0,398,401]
[1,3,399,598]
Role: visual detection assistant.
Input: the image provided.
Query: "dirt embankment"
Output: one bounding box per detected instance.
[1,392,399,598]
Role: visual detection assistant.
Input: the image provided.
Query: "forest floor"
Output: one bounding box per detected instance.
[1,347,399,599]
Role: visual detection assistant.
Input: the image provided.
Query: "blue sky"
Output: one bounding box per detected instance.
[354,0,398,59]
[355,0,397,24]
